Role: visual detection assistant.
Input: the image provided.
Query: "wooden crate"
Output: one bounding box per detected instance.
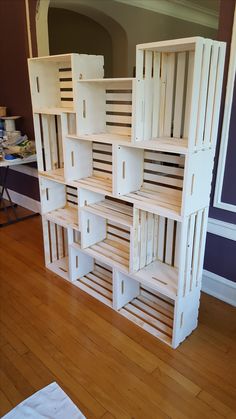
[64,139,113,195]
[69,246,113,307]
[135,38,226,151]
[76,78,135,142]
[34,111,76,174]
[79,193,133,273]
[116,147,214,220]
[28,53,104,112]
[130,207,208,301]
[40,177,79,230]
[42,218,70,280]
[114,271,175,346]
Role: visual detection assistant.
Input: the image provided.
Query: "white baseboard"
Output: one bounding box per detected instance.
[202,270,236,307]
[3,189,41,213]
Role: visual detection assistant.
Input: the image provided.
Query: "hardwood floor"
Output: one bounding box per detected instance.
[0,215,236,418]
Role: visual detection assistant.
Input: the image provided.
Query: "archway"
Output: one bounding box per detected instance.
[36,0,128,77]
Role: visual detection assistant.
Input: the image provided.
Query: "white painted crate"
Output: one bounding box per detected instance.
[39,177,79,231]
[28,53,104,112]
[76,78,135,142]
[114,270,201,348]
[79,194,132,273]
[33,111,76,176]
[115,147,215,220]
[69,246,113,308]
[135,37,226,151]
[42,218,70,280]
[64,139,113,194]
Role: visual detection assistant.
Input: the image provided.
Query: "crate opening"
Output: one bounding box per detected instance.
[44,220,70,280]
[77,78,134,142]
[40,178,79,230]
[28,55,74,111]
[69,247,113,307]
[115,270,174,345]
[127,150,185,218]
[81,208,131,272]
[36,112,76,176]
[78,141,113,195]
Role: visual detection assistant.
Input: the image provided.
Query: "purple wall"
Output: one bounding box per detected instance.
[204,0,236,282]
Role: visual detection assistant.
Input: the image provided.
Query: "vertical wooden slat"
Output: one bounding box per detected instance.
[153,214,159,261]
[174,221,181,268]
[64,227,68,257]
[41,115,52,170]
[184,214,196,296]
[187,38,204,149]
[135,49,145,141]
[144,50,153,141]
[190,210,203,290]
[196,207,209,287]
[183,51,194,139]
[173,52,186,138]
[33,114,44,171]
[146,212,154,265]
[165,219,174,265]
[209,42,226,147]
[42,217,51,265]
[131,208,140,272]
[163,53,175,137]
[152,52,161,139]
[195,39,213,149]
[159,53,167,137]
[57,225,64,259]
[57,115,64,168]
[50,221,57,262]
[157,216,165,262]
[49,115,58,169]
[203,43,219,147]
[140,210,147,269]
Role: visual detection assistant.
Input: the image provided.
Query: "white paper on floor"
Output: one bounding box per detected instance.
[2,382,86,419]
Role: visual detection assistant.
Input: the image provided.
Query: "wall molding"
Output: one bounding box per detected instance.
[214,5,236,213]
[3,189,41,213]
[114,0,218,29]
[207,217,236,241]
[202,270,236,307]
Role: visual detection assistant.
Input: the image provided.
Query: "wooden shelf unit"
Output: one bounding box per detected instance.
[29,37,226,348]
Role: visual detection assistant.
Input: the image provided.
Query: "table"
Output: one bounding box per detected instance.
[0,154,40,227]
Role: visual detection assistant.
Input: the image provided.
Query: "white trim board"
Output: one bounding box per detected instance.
[3,189,41,213]
[202,269,236,307]
[207,218,236,241]
[114,0,218,29]
[214,5,236,213]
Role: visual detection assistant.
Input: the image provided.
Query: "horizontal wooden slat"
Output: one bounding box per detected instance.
[106,104,132,113]
[106,93,132,102]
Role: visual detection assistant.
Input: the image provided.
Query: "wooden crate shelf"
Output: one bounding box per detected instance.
[28,53,104,112]
[76,78,135,142]
[119,147,215,220]
[114,271,174,345]
[40,177,79,230]
[64,138,113,194]
[83,198,133,227]
[69,246,113,307]
[135,38,226,150]
[42,219,70,280]
[30,38,226,348]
